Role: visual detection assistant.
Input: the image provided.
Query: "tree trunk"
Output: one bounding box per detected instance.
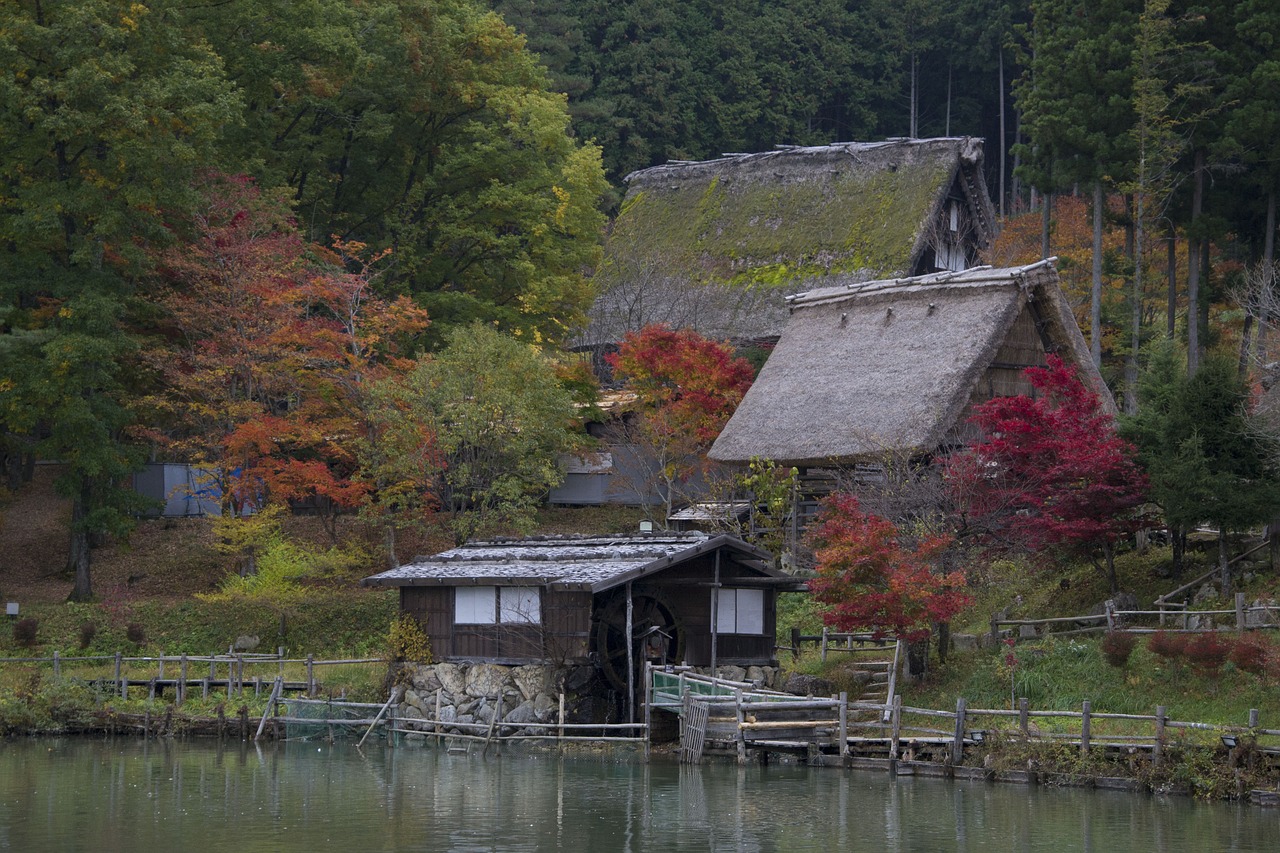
[1166,229,1177,338]
[1127,187,1144,414]
[1218,529,1231,597]
[1171,527,1185,578]
[1187,150,1205,374]
[1041,193,1053,259]
[935,620,951,665]
[906,638,928,680]
[385,524,399,570]
[998,51,1006,218]
[67,477,93,601]
[1103,541,1119,595]
[1258,191,1276,366]
[1092,181,1104,367]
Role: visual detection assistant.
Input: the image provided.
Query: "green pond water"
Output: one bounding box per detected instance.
[0,738,1276,852]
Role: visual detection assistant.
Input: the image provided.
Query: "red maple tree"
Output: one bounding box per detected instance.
[805,493,968,643]
[947,355,1149,592]
[606,325,754,523]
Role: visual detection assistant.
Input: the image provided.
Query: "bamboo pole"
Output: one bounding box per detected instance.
[255,677,284,741]
[1080,700,1091,756]
[1019,697,1029,738]
[735,688,746,764]
[838,691,848,757]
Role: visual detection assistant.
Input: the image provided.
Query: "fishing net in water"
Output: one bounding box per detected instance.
[279,697,384,741]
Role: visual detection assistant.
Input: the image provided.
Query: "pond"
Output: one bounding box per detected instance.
[0,738,1276,852]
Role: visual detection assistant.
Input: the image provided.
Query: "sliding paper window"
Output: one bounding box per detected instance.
[455,587,542,625]
[714,588,764,634]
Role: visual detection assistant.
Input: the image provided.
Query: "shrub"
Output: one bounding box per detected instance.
[78,621,97,650]
[12,617,39,649]
[1228,634,1271,676]
[387,614,431,664]
[125,622,147,646]
[1148,630,1186,661]
[1100,631,1138,667]
[1183,633,1230,676]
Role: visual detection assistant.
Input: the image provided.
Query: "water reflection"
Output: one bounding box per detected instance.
[0,739,1276,852]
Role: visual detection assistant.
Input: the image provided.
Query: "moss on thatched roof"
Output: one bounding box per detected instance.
[583,138,995,345]
[708,260,1112,467]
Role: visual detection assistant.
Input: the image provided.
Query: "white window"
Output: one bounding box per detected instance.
[500,587,541,624]
[455,586,542,625]
[456,587,496,624]
[714,588,765,635]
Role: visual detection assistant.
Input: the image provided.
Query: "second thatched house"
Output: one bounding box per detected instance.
[709,259,1114,471]
[582,137,998,348]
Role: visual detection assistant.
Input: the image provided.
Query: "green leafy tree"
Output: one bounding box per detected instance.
[194,0,607,344]
[1123,342,1280,585]
[366,324,579,544]
[0,0,238,598]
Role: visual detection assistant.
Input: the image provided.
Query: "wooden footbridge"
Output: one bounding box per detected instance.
[649,639,902,764]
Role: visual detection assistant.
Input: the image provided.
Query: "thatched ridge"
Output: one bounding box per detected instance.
[582,137,997,345]
[708,260,1113,467]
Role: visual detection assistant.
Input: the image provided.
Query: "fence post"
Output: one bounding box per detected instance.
[306,655,315,697]
[791,626,801,660]
[114,652,123,697]
[53,650,60,678]
[1236,592,1246,631]
[1019,697,1029,738]
[890,694,902,770]
[435,688,443,738]
[558,693,566,745]
[952,697,966,765]
[838,691,848,759]
[1154,705,1166,766]
[178,655,188,705]
[236,654,244,696]
[1104,600,1115,632]
[820,627,829,663]
[734,688,747,765]
[1080,700,1091,757]
[158,652,165,681]
[990,613,1000,646]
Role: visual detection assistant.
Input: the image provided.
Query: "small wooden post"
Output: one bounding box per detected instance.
[1236,592,1246,631]
[1080,700,1091,756]
[990,613,1000,646]
[254,675,262,697]
[1248,708,1259,730]
[178,655,188,705]
[53,651,60,678]
[208,658,216,680]
[1018,697,1029,738]
[890,694,902,771]
[158,653,165,681]
[1154,705,1166,765]
[820,627,829,663]
[734,688,747,765]
[435,688,443,737]
[838,691,848,758]
[278,647,285,678]
[791,626,801,660]
[148,678,157,701]
[306,655,315,697]
[202,678,210,700]
[952,697,966,765]
[1104,600,1116,632]
[642,662,652,762]
[236,654,244,697]
[114,652,123,697]
[558,693,566,745]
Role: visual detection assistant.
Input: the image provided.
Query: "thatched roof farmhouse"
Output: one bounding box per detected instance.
[709,260,1114,468]
[582,137,997,346]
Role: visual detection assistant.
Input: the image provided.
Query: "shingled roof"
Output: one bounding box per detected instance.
[361,533,795,593]
[582,137,997,346]
[708,260,1113,467]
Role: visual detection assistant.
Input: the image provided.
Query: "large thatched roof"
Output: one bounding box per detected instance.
[709,260,1114,467]
[582,137,997,346]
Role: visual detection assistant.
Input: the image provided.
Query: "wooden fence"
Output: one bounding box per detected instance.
[990,592,1280,645]
[0,651,383,702]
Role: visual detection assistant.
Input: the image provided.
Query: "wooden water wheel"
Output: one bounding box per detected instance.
[592,590,685,692]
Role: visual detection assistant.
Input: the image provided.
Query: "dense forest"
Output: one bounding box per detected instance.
[3,0,1280,599]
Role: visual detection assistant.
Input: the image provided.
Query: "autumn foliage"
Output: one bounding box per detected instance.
[805,494,969,643]
[947,355,1149,592]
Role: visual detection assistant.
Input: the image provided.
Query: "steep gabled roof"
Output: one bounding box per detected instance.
[708,260,1113,467]
[582,137,997,346]
[361,533,798,593]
